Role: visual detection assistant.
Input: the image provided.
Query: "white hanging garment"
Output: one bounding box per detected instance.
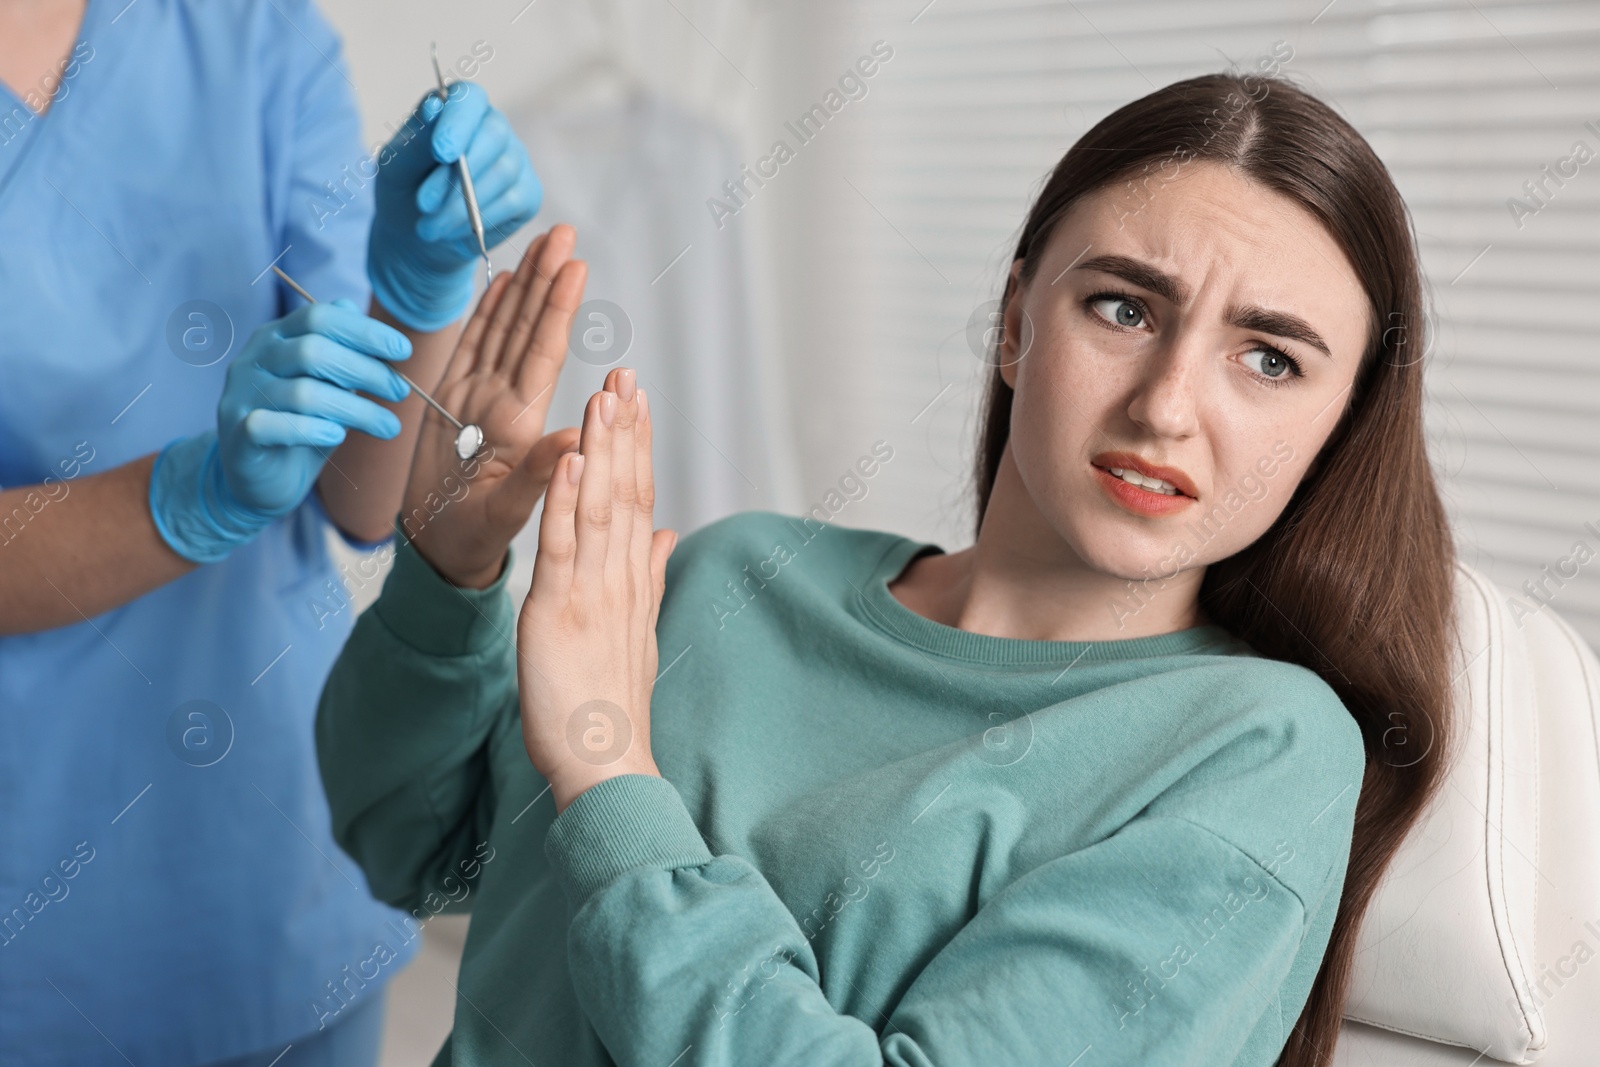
[495,89,788,602]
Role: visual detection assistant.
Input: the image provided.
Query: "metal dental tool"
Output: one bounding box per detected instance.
[432,43,493,290]
[271,265,485,462]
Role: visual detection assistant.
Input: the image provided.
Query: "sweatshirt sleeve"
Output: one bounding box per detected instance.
[315,527,523,914]
[545,774,1320,1066]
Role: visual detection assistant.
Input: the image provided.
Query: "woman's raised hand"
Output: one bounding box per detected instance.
[401,224,585,588]
[516,368,678,810]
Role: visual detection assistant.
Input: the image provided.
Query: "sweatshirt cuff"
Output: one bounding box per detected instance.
[544,774,715,907]
[373,521,516,657]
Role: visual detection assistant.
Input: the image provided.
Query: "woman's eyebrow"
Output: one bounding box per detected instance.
[1227,305,1333,359]
[1073,254,1333,359]
[1076,255,1187,305]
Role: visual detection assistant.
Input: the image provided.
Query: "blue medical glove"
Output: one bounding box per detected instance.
[149,300,413,563]
[369,81,543,332]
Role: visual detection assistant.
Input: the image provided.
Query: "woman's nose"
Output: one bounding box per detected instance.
[1124,335,1203,440]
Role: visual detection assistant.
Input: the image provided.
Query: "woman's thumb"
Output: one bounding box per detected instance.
[503,427,581,507]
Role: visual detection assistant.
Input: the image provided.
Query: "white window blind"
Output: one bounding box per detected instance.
[802,0,1600,648]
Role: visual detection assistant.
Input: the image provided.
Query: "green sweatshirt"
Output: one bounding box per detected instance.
[316,510,1365,1066]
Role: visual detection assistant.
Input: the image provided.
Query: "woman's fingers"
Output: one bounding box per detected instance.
[513,258,586,402]
[571,388,616,583]
[533,373,659,611]
[448,269,516,382]
[491,224,575,377]
[475,231,549,376]
[648,527,677,632]
[499,242,568,383]
[605,371,639,587]
[632,387,658,592]
[532,447,583,605]
[498,426,581,529]
[439,224,581,397]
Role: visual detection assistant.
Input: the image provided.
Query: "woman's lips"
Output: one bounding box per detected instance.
[1091,463,1196,517]
[1089,450,1199,497]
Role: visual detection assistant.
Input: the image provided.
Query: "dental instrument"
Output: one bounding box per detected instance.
[432,43,493,289]
[271,265,485,462]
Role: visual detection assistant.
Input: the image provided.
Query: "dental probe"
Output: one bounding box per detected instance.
[432,43,493,289]
[270,264,486,462]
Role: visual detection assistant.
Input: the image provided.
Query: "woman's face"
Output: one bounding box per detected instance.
[998,161,1370,595]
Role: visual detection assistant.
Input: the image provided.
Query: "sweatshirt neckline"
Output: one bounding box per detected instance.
[852,532,1237,666]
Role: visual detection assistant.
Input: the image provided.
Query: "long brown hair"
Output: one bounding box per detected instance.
[974,73,1457,1066]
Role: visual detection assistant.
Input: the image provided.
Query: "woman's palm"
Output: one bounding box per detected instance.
[403,225,587,588]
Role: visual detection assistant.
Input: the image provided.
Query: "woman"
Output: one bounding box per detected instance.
[318,73,1456,1066]
[0,0,541,1063]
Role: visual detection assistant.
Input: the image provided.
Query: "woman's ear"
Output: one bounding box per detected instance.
[999,259,1027,389]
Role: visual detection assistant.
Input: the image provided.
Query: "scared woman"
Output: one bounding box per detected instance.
[316,73,1456,1066]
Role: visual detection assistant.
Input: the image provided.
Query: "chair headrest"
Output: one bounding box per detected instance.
[1342,560,1589,1061]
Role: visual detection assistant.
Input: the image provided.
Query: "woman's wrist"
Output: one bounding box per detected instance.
[408,531,506,590]
[447,552,507,591]
[549,755,663,815]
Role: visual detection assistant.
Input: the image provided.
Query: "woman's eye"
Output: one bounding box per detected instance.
[1243,345,1302,382]
[1090,297,1145,328]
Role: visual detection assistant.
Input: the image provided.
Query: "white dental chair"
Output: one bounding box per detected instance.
[1333,561,1600,1065]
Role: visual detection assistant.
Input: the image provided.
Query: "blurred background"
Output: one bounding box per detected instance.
[300,0,1600,1061]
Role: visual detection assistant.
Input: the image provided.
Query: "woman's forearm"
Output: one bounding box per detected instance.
[315,295,464,544]
[316,527,516,910]
[0,453,196,635]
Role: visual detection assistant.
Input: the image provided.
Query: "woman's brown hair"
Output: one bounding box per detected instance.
[974,73,1457,1065]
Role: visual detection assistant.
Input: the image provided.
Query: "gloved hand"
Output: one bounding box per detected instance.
[369,81,543,332]
[150,300,413,563]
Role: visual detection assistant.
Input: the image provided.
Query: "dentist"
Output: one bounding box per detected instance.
[0,1,540,1064]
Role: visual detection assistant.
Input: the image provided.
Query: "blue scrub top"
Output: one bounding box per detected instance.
[0,2,421,1064]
